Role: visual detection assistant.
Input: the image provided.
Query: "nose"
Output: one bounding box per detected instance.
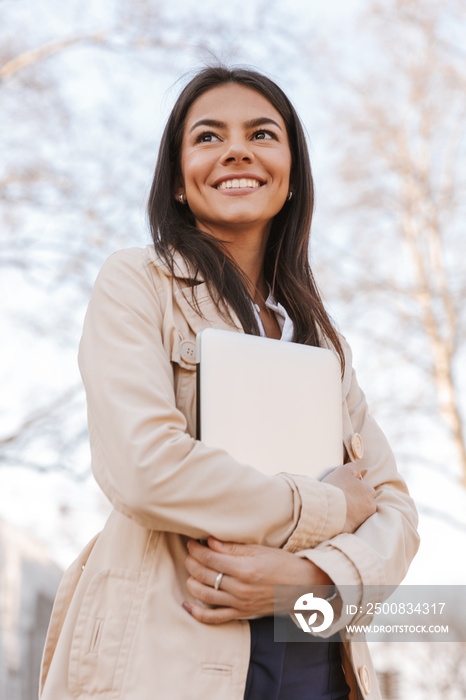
[220,138,254,164]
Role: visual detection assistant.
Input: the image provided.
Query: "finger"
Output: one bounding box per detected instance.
[347,465,362,480]
[207,537,252,556]
[185,555,251,602]
[185,554,219,587]
[183,601,241,625]
[189,538,253,561]
[187,540,250,579]
[185,576,239,608]
[185,554,237,593]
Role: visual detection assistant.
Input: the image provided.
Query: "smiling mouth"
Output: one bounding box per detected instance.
[215,178,263,190]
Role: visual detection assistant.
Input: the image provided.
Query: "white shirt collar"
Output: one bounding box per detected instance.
[252,290,294,342]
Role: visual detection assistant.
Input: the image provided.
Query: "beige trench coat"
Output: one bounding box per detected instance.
[40,246,420,700]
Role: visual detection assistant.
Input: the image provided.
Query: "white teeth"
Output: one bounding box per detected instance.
[216,179,262,190]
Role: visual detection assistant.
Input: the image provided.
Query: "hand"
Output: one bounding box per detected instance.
[183,537,332,624]
[322,464,376,533]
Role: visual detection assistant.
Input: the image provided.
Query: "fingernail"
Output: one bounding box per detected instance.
[182,601,193,615]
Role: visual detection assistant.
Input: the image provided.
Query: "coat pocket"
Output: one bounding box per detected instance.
[40,533,100,694]
[68,569,139,697]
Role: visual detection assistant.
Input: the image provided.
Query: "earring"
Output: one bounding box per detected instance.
[287,190,293,201]
[178,193,185,204]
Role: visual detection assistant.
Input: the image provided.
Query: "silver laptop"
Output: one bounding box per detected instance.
[196,329,343,479]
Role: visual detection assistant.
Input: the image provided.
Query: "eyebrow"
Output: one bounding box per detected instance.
[188,117,283,133]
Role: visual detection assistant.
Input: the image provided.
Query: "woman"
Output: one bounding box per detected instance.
[40,66,419,700]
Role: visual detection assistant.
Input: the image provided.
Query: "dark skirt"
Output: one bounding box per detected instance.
[244,617,350,700]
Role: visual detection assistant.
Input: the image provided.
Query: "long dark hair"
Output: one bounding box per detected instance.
[148,66,344,372]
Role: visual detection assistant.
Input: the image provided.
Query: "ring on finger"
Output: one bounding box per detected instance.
[214,572,224,590]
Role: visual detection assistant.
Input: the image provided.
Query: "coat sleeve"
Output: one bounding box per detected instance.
[78,249,347,549]
[295,339,420,633]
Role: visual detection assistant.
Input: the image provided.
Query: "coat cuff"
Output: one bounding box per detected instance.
[279,475,347,552]
[296,534,387,634]
[295,543,362,634]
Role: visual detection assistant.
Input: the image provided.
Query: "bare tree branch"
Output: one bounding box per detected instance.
[316,0,466,487]
[0,33,107,80]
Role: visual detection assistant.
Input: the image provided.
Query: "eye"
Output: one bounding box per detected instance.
[195,131,221,143]
[252,130,276,141]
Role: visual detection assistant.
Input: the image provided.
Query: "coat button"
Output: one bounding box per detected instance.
[358,665,371,694]
[180,340,197,365]
[350,433,364,460]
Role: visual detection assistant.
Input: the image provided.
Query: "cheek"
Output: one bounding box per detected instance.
[181,152,209,192]
[269,151,292,187]
[281,153,292,182]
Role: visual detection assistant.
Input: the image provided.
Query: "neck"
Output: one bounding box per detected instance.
[229,239,268,299]
[198,221,271,299]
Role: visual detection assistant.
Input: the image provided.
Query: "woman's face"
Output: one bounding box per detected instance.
[178,83,292,239]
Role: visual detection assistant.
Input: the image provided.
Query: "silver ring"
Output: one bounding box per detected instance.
[214,572,224,590]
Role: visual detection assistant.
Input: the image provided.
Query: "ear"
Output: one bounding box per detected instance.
[176,190,187,205]
[174,175,186,204]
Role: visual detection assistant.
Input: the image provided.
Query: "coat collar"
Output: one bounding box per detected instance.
[172,283,243,336]
[146,244,243,336]
[145,245,351,397]
[145,243,202,282]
